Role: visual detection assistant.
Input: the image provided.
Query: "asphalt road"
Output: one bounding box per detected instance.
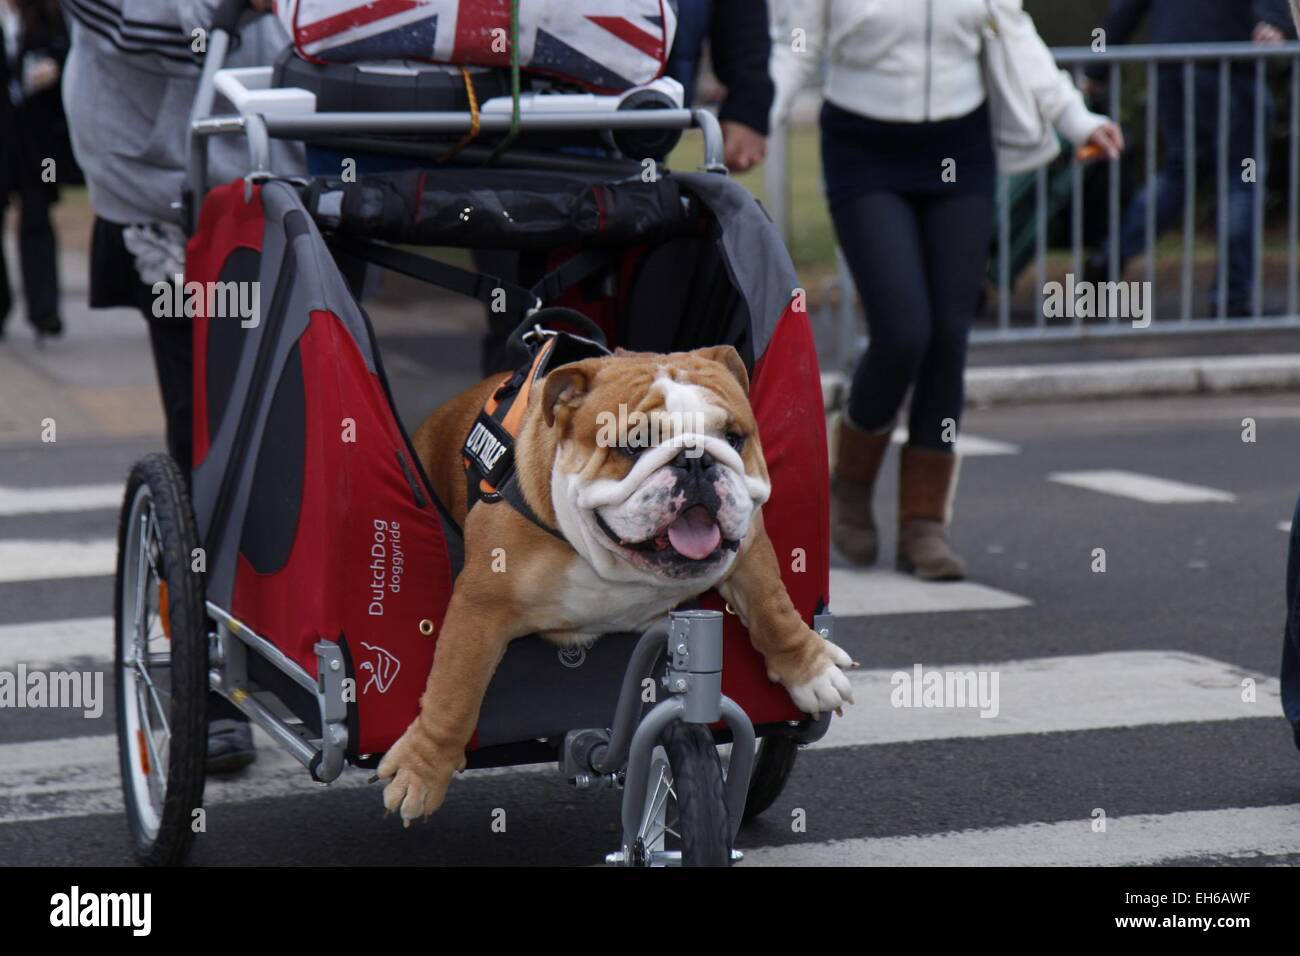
[1,362,1297,866]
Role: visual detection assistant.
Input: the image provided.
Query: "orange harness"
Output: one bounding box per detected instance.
[460,325,609,538]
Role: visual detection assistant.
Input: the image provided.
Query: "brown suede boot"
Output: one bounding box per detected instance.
[897,446,966,581]
[831,416,893,565]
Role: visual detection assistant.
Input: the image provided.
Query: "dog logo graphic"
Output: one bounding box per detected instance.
[359,642,401,694]
[557,645,586,669]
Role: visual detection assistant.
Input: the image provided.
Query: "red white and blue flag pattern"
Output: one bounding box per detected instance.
[277,0,676,92]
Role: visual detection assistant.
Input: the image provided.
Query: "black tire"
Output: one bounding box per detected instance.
[656,722,732,867]
[742,735,799,821]
[114,453,208,866]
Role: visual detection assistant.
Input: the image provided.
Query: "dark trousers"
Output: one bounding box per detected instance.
[663,0,714,106]
[1104,64,1269,311]
[0,182,60,333]
[833,190,996,451]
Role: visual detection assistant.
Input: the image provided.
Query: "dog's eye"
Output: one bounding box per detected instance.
[725,432,746,453]
[616,444,642,460]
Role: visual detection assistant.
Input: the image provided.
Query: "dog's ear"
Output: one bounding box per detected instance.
[696,345,749,395]
[542,364,591,427]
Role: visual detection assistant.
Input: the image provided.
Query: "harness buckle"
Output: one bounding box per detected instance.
[520,323,558,347]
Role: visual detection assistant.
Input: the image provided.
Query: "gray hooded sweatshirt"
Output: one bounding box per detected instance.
[61,0,304,227]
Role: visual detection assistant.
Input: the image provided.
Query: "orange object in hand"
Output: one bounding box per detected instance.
[1076,143,1106,164]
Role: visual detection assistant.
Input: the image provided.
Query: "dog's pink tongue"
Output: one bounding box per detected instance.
[667,506,721,560]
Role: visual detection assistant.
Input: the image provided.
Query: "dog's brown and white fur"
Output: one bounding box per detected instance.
[378,345,853,823]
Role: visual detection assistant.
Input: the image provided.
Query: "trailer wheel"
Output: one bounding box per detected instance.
[742,735,799,821]
[115,454,208,866]
[633,722,732,867]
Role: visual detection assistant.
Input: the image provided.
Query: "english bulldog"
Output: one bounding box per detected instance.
[379,344,854,823]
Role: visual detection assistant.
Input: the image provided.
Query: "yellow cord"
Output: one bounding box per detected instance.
[439,65,481,162]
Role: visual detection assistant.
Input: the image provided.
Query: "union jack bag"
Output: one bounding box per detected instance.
[277,0,677,93]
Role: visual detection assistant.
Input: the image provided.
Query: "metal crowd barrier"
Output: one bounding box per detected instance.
[773,41,1300,366]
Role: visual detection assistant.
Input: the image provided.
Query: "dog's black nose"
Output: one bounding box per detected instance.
[671,449,716,474]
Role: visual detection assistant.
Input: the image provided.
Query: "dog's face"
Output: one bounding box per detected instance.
[539,346,771,584]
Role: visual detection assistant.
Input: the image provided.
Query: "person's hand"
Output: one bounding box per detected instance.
[1254,21,1286,44]
[250,0,275,11]
[23,57,59,95]
[722,121,767,173]
[1086,121,1125,161]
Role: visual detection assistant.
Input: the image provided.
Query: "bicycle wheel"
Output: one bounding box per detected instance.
[115,454,208,866]
[742,735,799,821]
[632,722,732,867]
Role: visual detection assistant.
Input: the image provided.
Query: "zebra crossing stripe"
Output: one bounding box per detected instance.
[1049,470,1235,504]
[830,568,1030,617]
[891,429,1019,457]
[0,644,1278,826]
[0,484,122,517]
[740,804,1300,867]
[815,650,1278,749]
[0,617,111,670]
[0,540,116,584]
[0,731,548,826]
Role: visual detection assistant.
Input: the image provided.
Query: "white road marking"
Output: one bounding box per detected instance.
[741,804,1300,867]
[0,539,116,584]
[816,651,1279,748]
[1049,470,1236,504]
[0,484,122,517]
[830,568,1030,617]
[0,617,111,670]
[0,730,550,826]
[891,429,1019,457]
[0,647,1276,827]
[1281,521,1292,534]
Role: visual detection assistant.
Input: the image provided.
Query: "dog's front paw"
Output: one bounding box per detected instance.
[770,636,856,717]
[376,722,462,826]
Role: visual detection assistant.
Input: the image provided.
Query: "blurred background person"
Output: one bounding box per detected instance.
[1083,0,1295,317]
[63,0,300,772]
[773,0,1123,581]
[0,0,69,341]
[664,0,773,173]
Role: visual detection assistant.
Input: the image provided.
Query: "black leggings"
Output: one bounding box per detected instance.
[832,190,994,452]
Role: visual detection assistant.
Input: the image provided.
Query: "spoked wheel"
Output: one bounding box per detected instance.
[742,735,800,821]
[114,454,208,866]
[632,722,732,867]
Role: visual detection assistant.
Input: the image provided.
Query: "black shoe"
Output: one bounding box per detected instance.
[1292,721,1300,755]
[207,718,257,774]
[32,314,64,342]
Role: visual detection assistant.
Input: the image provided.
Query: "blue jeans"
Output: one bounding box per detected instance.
[663,0,714,107]
[1105,65,1270,311]
[1283,493,1300,735]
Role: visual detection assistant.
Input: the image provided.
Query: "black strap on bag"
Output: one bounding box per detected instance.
[328,235,542,317]
[326,236,621,330]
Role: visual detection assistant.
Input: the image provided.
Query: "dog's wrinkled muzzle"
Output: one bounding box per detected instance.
[577,433,770,512]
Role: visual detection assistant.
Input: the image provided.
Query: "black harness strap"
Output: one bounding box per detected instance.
[462,316,612,541]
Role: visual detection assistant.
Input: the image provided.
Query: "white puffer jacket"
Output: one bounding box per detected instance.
[771,0,1107,169]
